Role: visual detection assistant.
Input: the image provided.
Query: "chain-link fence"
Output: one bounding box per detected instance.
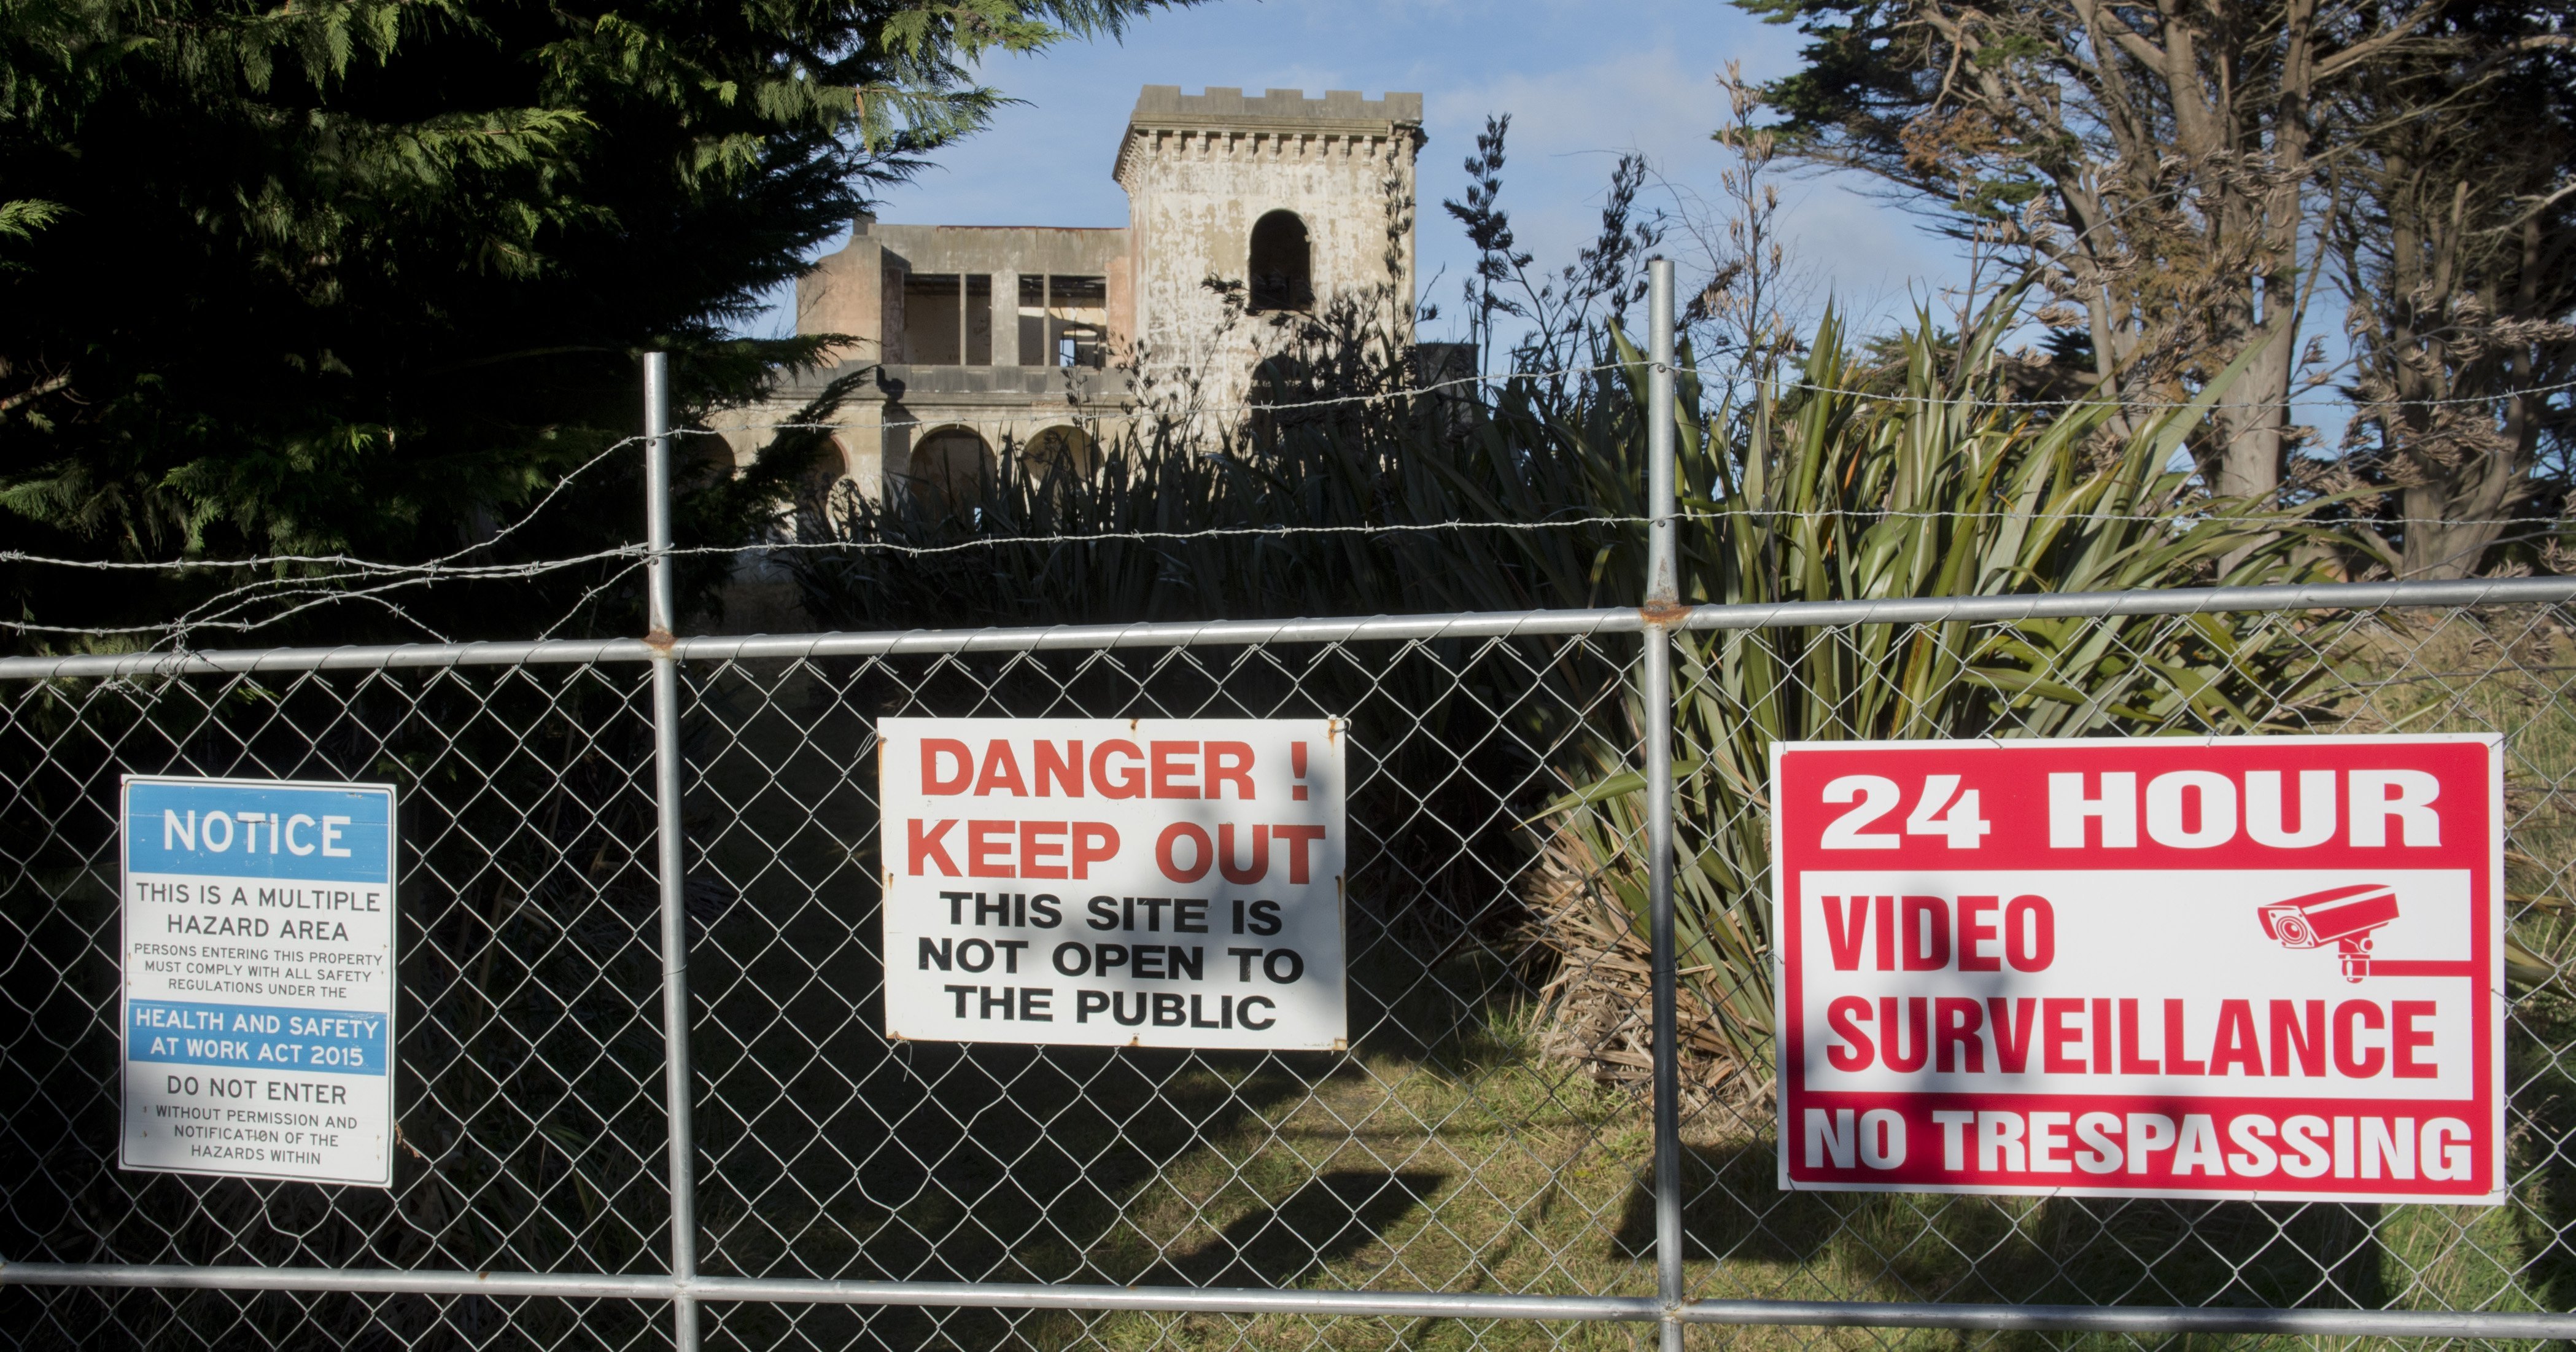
[7,576,2576,1350]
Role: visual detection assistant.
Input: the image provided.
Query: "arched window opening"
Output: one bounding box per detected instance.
[802,436,852,494]
[907,425,993,520]
[1248,211,1312,314]
[796,435,856,526]
[1025,425,1097,482]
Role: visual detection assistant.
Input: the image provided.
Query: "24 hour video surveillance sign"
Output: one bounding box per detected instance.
[1773,736,2504,1204]
[878,718,1346,1049]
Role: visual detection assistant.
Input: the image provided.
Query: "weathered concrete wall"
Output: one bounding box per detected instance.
[797,219,884,365]
[801,223,1133,364]
[769,85,1424,507]
[866,225,1130,291]
[1115,87,1422,419]
[870,365,1134,495]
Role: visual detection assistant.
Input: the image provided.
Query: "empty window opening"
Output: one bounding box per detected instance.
[901,274,958,364]
[901,273,993,365]
[1248,211,1312,313]
[1020,274,1109,368]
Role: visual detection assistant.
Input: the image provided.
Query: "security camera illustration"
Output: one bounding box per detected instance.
[2257,883,2399,982]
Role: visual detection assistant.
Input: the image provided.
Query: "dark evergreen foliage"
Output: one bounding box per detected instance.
[0,0,1181,645]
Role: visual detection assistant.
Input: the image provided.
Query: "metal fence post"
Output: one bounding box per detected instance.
[644,352,703,1351]
[1642,258,1683,1352]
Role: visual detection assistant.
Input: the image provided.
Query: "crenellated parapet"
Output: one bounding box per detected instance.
[1112,87,1426,187]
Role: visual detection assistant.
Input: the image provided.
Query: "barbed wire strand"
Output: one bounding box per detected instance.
[7,353,2573,645]
[708,358,2576,439]
[6,359,2569,580]
[18,505,2554,643]
[686,510,2568,564]
[19,516,2565,646]
[0,437,650,577]
[9,502,2566,591]
[0,549,644,642]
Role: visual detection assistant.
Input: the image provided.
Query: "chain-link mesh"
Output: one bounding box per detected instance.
[1664,602,2576,1340]
[3,597,2573,1349]
[683,632,1654,1351]
[0,662,674,1350]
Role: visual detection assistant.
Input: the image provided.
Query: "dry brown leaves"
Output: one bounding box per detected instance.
[1520,833,1774,1120]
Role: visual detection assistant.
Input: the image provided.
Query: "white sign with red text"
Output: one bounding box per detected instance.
[879,718,1347,1049]
[1773,735,2504,1203]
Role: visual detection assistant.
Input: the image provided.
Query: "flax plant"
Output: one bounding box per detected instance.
[1541,296,2350,1092]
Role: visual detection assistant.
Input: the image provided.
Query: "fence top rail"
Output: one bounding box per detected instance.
[6,1264,2576,1338]
[2,575,2569,681]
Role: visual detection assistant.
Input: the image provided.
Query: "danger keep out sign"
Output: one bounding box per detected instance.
[1774,736,2504,1203]
[879,718,1346,1049]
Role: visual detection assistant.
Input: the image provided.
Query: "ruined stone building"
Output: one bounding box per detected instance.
[719,85,1427,511]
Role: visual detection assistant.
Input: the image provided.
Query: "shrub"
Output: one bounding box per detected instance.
[785,293,2347,1098]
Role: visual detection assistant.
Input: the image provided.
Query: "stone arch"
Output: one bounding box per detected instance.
[907,424,992,518]
[1024,425,1097,482]
[796,435,857,523]
[1248,209,1313,313]
[803,435,853,491]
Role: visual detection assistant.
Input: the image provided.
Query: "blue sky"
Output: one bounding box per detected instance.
[735,0,1968,347]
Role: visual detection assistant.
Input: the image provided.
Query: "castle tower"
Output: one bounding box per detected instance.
[715,84,1432,520]
[1112,87,1426,418]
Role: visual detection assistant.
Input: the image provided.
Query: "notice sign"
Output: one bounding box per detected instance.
[120,775,398,1187]
[1774,736,2504,1203]
[878,718,1346,1049]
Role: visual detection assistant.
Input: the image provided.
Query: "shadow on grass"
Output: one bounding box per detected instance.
[1617,1141,2385,1315]
[1146,1169,1448,1288]
[1613,1141,1847,1267]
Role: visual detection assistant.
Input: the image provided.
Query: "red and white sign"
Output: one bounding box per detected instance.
[878,718,1346,1049]
[1772,735,2504,1203]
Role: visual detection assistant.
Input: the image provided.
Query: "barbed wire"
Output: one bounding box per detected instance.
[11,503,2559,642]
[705,358,2576,440]
[702,362,1612,439]
[0,546,645,643]
[691,507,2570,565]
[6,352,2570,648]
[17,511,2564,648]
[10,502,2565,590]
[0,437,654,644]
[0,438,650,577]
[680,515,1661,561]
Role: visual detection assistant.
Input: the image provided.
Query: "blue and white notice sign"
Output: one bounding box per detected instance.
[120,775,398,1186]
